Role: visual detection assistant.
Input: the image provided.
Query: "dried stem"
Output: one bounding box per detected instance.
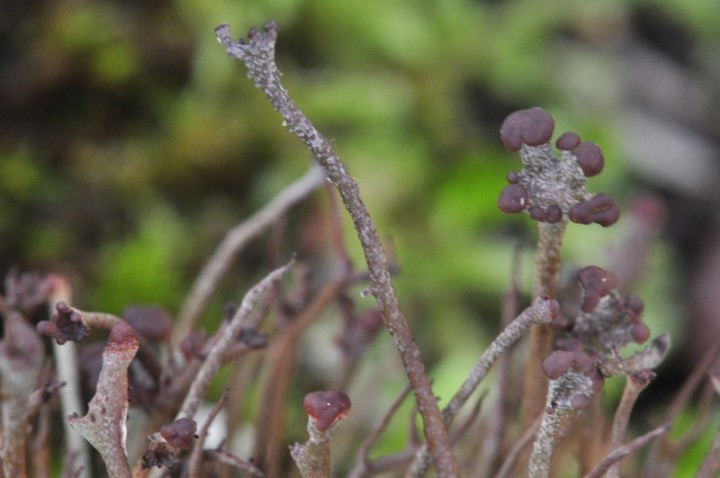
[46,278,91,478]
[77,310,123,329]
[583,424,670,478]
[173,163,325,347]
[177,259,294,420]
[0,313,44,478]
[289,418,334,478]
[522,221,567,427]
[68,323,139,478]
[529,366,595,478]
[255,280,342,476]
[348,384,413,478]
[643,344,720,476]
[215,22,458,475]
[676,379,716,452]
[495,415,542,478]
[187,388,229,478]
[606,371,655,478]
[533,221,567,300]
[599,334,671,377]
[444,298,556,423]
[406,298,557,476]
[208,449,265,477]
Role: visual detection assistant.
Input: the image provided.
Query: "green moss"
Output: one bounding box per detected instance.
[90,204,186,314]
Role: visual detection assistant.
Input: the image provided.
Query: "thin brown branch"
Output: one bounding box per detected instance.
[450,392,486,444]
[177,259,294,420]
[494,415,543,478]
[215,22,459,476]
[0,313,44,478]
[665,345,720,424]
[208,449,265,477]
[188,388,229,478]
[676,379,716,452]
[348,384,413,478]
[32,399,52,478]
[407,298,557,476]
[254,280,342,476]
[583,424,670,478]
[522,221,567,428]
[606,370,655,478]
[172,163,325,348]
[643,344,720,476]
[443,298,557,424]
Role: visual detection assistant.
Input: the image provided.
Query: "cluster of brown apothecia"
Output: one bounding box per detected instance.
[498,107,620,227]
[497,108,654,414]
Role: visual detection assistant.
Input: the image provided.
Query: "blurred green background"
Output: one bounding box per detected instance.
[2,0,720,473]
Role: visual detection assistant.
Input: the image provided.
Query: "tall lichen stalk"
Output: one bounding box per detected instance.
[495,108,670,476]
[214,22,460,476]
[523,220,568,424]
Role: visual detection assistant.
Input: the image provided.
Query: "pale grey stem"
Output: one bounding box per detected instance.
[215,22,459,475]
[51,342,91,478]
[0,314,44,478]
[528,368,595,478]
[527,403,566,478]
[606,371,655,478]
[173,163,325,348]
[599,334,671,377]
[583,424,670,478]
[290,418,333,478]
[47,279,91,478]
[444,298,556,423]
[188,389,229,478]
[406,298,556,477]
[177,259,294,420]
[208,449,266,477]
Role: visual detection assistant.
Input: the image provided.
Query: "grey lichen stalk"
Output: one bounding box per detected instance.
[215,22,459,476]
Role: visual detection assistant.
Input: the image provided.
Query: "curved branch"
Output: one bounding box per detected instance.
[173,163,325,348]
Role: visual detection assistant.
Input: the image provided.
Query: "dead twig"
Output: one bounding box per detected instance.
[584,424,670,478]
[177,259,295,421]
[173,163,325,348]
